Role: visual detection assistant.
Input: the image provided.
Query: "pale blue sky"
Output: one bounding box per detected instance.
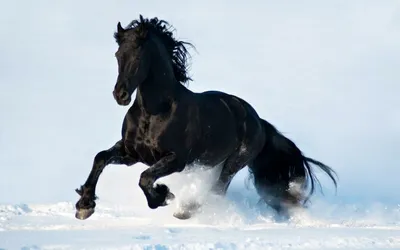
[0,1,399,205]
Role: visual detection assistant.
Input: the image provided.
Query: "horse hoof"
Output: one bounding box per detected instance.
[173,210,192,220]
[75,208,95,220]
[173,200,201,220]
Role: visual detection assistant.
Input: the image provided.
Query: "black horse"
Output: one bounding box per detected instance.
[75,15,337,220]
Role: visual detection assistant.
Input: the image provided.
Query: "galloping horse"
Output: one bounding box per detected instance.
[75,15,337,220]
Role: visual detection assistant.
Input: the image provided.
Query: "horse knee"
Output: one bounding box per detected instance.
[94,151,109,165]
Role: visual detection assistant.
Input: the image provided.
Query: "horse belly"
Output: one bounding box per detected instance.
[196,115,238,166]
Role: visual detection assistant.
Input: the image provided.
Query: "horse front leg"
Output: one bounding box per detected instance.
[75,140,137,220]
[139,153,185,209]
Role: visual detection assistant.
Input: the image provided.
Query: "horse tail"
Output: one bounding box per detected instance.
[248,119,337,212]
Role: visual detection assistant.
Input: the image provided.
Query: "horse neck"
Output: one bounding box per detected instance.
[136,55,180,114]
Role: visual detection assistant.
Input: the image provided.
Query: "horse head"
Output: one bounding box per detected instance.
[112,15,193,106]
[113,17,151,106]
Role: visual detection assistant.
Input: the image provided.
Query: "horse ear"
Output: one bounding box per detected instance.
[139,14,144,22]
[117,22,124,33]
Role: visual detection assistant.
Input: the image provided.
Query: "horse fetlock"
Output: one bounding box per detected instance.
[75,185,97,220]
[75,185,97,210]
[75,185,95,198]
[76,196,96,210]
[156,183,175,200]
[154,183,168,194]
[75,186,84,196]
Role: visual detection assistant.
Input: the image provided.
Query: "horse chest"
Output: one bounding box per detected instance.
[124,103,177,163]
[135,115,169,148]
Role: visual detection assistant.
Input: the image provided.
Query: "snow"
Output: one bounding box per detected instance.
[1,201,399,249]
[1,167,398,249]
[1,166,399,249]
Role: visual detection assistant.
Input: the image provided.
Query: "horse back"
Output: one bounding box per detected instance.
[183,90,259,165]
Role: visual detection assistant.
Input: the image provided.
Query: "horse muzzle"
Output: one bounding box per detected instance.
[113,89,132,106]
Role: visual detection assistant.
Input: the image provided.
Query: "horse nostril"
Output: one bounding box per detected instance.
[120,90,129,101]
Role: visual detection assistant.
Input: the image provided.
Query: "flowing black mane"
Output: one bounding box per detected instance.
[114,15,193,84]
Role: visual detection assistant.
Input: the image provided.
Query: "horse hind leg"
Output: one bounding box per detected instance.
[254,167,307,219]
[173,142,261,220]
[210,146,251,196]
[173,152,246,220]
